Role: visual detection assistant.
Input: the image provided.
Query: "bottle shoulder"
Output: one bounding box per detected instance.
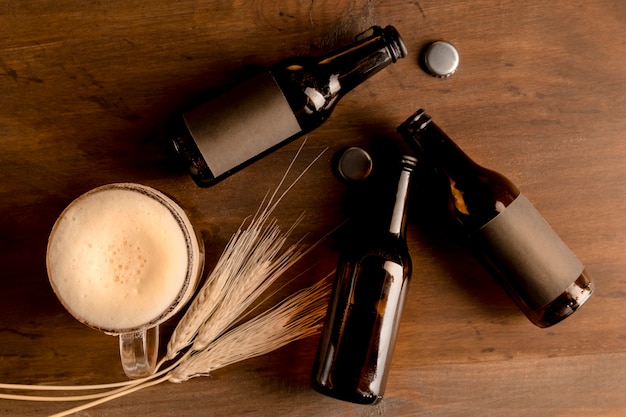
[341,233,410,265]
[269,64,339,130]
[447,165,520,230]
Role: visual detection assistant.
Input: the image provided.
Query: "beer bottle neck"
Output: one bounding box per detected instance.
[388,155,416,238]
[398,109,520,231]
[398,109,481,180]
[315,26,407,93]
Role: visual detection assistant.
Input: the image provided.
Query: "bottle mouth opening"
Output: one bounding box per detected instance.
[382,25,408,62]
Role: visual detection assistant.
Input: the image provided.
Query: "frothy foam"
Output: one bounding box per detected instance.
[47,185,198,332]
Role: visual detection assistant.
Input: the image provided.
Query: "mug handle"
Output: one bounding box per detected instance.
[119,326,159,379]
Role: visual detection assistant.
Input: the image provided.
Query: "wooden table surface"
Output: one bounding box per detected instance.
[1,1,625,416]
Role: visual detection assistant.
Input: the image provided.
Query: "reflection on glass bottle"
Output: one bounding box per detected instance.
[312,155,416,405]
[171,25,406,186]
[398,109,594,327]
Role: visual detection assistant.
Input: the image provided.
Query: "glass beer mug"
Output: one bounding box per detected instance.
[47,183,204,378]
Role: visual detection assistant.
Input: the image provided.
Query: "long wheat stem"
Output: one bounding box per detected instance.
[47,374,171,417]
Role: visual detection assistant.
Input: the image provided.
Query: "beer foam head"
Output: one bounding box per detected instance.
[47,184,195,332]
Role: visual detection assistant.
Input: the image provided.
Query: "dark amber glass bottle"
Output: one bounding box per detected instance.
[171,25,406,187]
[311,155,416,405]
[397,109,594,327]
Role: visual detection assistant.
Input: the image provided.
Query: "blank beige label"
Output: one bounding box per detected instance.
[184,72,302,178]
[471,194,584,310]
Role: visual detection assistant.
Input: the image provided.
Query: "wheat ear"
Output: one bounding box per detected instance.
[165,221,261,360]
[166,140,326,360]
[189,218,306,352]
[169,276,332,382]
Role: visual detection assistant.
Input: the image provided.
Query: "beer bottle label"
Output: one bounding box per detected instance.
[183,72,302,178]
[471,194,584,310]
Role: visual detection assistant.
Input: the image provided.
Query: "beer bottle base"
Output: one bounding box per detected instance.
[526,269,595,328]
[311,380,383,405]
[169,118,218,187]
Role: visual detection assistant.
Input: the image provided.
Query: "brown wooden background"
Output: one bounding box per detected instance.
[1,1,625,416]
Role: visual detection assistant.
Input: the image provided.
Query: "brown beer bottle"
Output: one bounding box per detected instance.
[171,25,407,187]
[311,155,416,405]
[397,109,594,327]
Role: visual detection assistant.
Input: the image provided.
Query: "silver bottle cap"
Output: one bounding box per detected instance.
[337,147,373,181]
[422,41,459,78]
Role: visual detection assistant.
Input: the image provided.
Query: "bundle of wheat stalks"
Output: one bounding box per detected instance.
[0,142,334,416]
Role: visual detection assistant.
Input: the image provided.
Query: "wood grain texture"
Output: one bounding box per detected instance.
[1,0,625,415]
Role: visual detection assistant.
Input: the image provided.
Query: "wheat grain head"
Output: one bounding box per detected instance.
[168,277,331,383]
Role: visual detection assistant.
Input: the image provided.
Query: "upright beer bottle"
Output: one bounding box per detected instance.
[312,155,416,405]
[397,109,594,327]
[171,25,407,186]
